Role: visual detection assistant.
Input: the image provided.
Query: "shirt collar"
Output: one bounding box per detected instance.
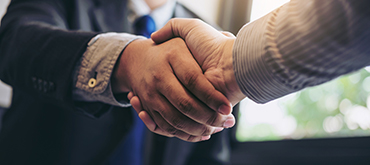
[128,0,177,30]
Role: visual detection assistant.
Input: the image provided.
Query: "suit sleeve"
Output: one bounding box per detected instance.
[233,0,370,103]
[0,0,101,114]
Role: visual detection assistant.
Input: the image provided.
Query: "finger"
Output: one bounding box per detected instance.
[220,31,235,38]
[142,110,207,142]
[168,41,232,115]
[151,18,203,44]
[152,111,207,142]
[138,111,157,132]
[127,92,134,100]
[138,93,229,134]
[158,69,235,128]
[138,111,174,137]
[130,96,143,113]
[149,92,217,136]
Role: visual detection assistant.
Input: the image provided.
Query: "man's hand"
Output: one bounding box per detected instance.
[150,18,247,106]
[111,38,234,142]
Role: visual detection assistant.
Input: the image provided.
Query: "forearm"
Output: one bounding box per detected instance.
[233,0,370,103]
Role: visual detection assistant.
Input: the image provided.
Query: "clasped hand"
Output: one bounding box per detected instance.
[113,19,247,142]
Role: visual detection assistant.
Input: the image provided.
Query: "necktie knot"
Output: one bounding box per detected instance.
[133,15,156,38]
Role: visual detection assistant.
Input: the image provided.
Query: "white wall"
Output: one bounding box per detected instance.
[177,0,221,24]
[0,0,11,108]
[0,0,9,18]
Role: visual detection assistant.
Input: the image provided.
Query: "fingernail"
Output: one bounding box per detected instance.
[214,127,224,134]
[201,135,211,141]
[218,104,231,115]
[223,119,235,128]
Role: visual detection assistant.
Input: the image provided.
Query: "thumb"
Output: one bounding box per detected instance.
[151,18,201,44]
[220,31,235,38]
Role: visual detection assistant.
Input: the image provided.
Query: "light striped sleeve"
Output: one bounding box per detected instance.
[233,0,370,103]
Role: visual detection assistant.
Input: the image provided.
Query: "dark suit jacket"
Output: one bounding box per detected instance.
[0,0,230,164]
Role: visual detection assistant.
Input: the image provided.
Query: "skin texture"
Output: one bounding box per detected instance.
[150,18,247,106]
[128,18,248,141]
[111,38,234,142]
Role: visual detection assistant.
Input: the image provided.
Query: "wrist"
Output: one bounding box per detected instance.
[111,39,145,93]
[222,38,246,106]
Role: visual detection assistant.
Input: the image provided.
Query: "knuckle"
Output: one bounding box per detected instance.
[146,100,162,113]
[203,89,215,106]
[166,48,179,60]
[177,98,194,115]
[187,135,200,142]
[161,83,174,95]
[183,72,199,90]
[192,18,202,24]
[169,18,178,23]
[164,126,177,135]
[144,90,156,101]
[151,72,164,84]
[206,112,219,126]
[151,108,160,114]
[169,18,181,35]
[201,126,213,136]
[170,117,186,130]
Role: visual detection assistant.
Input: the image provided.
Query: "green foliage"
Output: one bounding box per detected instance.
[237,68,370,142]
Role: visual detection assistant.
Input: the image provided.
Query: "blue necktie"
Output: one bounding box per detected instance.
[133,15,156,38]
[108,15,155,165]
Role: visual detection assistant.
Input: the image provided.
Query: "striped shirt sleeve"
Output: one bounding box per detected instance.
[233,0,370,103]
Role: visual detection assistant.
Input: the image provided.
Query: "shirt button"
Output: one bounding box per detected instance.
[88,78,97,88]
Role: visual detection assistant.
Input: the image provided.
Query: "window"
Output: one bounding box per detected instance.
[236,0,370,142]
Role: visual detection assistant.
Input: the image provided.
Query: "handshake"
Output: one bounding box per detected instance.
[111,18,247,142]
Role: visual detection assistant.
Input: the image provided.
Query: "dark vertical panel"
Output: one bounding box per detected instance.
[218,0,253,35]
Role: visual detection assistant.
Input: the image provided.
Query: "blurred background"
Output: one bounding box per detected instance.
[0,0,11,109]
[163,0,370,143]
[1,0,370,164]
